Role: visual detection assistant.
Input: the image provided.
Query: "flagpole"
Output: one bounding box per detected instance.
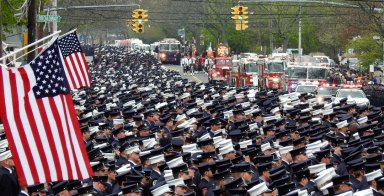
[0,31,61,64]
[58,29,77,39]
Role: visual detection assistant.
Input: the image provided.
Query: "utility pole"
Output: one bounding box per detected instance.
[52,0,57,32]
[27,0,36,62]
[269,2,273,54]
[0,0,3,58]
[298,5,302,57]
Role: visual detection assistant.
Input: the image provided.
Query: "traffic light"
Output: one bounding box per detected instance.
[132,21,144,33]
[231,5,249,31]
[132,9,148,33]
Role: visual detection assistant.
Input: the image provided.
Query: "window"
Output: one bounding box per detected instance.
[159,44,169,51]
[170,44,179,51]
[267,62,284,72]
[287,67,307,79]
[245,63,258,73]
[308,68,328,80]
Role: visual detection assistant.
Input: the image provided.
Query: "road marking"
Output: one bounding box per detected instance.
[192,75,202,83]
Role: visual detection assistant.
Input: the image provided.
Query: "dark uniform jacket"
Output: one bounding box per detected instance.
[198,178,215,196]
[0,167,20,196]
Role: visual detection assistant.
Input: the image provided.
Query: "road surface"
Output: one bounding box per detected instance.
[163,64,209,83]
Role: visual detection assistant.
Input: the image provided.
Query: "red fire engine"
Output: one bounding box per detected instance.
[286,56,330,92]
[265,59,286,91]
[208,57,231,84]
[228,58,266,88]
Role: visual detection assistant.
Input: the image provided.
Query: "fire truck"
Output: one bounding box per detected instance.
[158,38,181,64]
[265,59,287,91]
[208,57,231,84]
[286,56,330,92]
[227,57,258,87]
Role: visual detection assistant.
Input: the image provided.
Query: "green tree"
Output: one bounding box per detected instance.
[346,35,382,69]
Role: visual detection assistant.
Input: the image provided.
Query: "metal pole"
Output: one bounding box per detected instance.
[298,5,302,56]
[0,31,61,62]
[28,0,37,62]
[52,0,57,32]
[269,2,273,53]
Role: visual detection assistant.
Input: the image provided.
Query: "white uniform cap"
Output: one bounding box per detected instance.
[247,182,271,196]
[317,167,337,178]
[151,184,173,196]
[279,146,293,155]
[357,116,368,124]
[113,119,124,125]
[123,100,136,108]
[324,103,332,110]
[223,110,233,119]
[155,102,168,109]
[219,144,235,155]
[89,126,100,135]
[287,189,309,196]
[261,142,272,152]
[366,169,383,182]
[168,178,188,187]
[179,93,190,100]
[336,120,348,129]
[271,107,280,114]
[308,163,326,174]
[182,144,197,153]
[149,155,165,165]
[0,150,12,162]
[166,156,184,168]
[284,105,294,111]
[353,189,373,196]
[0,139,8,149]
[198,133,211,141]
[347,100,356,105]
[212,128,226,136]
[235,94,244,99]
[102,153,115,161]
[249,123,258,130]
[116,165,131,175]
[263,115,278,122]
[164,170,174,182]
[314,172,332,188]
[218,139,233,148]
[83,112,93,119]
[323,109,333,115]
[186,108,198,116]
[213,136,224,148]
[352,132,360,141]
[142,138,158,150]
[126,146,141,154]
[311,109,322,116]
[239,140,253,149]
[319,182,333,195]
[175,114,187,122]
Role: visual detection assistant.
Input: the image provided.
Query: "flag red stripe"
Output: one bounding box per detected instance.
[73,53,87,87]
[63,59,77,89]
[8,70,39,184]
[60,95,82,179]
[65,94,93,176]
[79,52,91,87]
[46,97,74,180]
[68,55,82,89]
[0,68,27,186]
[19,68,52,183]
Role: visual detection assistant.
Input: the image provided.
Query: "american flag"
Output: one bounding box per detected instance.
[0,41,93,186]
[58,32,91,90]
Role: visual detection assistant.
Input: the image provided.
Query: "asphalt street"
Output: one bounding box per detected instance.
[163,64,209,83]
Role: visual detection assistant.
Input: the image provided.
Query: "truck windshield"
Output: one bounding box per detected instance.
[170,44,179,51]
[287,67,307,79]
[159,44,169,51]
[308,68,328,80]
[267,62,284,72]
[245,63,258,73]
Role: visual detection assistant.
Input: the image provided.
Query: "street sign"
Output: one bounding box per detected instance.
[36,15,61,23]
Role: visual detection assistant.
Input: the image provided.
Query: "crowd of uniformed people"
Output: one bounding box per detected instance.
[2,47,384,196]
